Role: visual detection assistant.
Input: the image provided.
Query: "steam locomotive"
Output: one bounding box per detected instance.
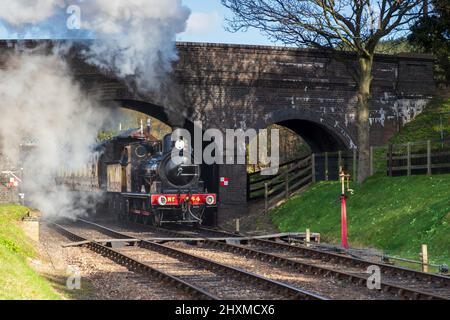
[60,120,217,226]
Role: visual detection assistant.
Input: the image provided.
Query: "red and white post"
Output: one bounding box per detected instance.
[339,168,349,249]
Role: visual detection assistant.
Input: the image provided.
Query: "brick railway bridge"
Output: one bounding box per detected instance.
[0,41,436,220]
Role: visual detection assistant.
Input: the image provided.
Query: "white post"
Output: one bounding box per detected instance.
[421,244,429,273]
[306,228,311,247]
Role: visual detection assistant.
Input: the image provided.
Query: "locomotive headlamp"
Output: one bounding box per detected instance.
[157,196,167,206]
[206,195,216,205]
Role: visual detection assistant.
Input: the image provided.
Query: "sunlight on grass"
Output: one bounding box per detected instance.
[0,205,60,300]
[270,175,450,265]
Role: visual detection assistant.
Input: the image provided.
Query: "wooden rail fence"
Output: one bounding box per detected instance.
[263,155,313,212]
[247,155,313,211]
[248,150,359,211]
[247,138,450,213]
[372,139,450,176]
[313,150,358,182]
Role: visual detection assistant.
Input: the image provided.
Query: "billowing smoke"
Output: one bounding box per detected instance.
[0,2,191,219]
[0,1,64,27]
[81,0,191,92]
[0,50,111,220]
[0,1,191,92]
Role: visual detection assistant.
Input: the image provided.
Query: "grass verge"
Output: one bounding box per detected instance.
[0,204,61,300]
[270,175,450,266]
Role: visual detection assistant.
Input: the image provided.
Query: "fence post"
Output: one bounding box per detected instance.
[311,154,316,183]
[247,174,251,201]
[427,140,432,176]
[325,152,329,181]
[407,142,411,176]
[235,219,240,234]
[305,228,311,247]
[285,171,289,200]
[369,146,374,176]
[421,244,428,273]
[264,182,269,213]
[388,144,393,177]
[353,149,357,181]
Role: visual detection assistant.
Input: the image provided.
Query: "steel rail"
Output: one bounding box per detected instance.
[48,222,219,300]
[128,222,448,300]
[72,219,327,300]
[77,219,448,300]
[248,238,450,287]
[197,238,448,300]
[193,226,240,238]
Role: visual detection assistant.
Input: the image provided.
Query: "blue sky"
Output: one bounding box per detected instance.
[178,0,277,45]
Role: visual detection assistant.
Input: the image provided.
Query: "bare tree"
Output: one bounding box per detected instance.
[222,0,424,182]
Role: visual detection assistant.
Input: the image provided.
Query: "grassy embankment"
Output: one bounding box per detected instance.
[390,97,450,144]
[0,204,61,299]
[271,175,450,265]
[270,98,450,266]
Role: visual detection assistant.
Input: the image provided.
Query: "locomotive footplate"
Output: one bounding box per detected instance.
[122,192,149,199]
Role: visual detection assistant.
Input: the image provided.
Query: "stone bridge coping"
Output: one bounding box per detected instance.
[0,40,434,62]
[176,42,434,61]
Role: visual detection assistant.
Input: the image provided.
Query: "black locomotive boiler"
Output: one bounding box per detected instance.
[97,124,217,226]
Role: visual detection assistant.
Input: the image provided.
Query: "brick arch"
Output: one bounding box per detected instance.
[112,99,196,131]
[111,98,220,207]
[254,108,355,153]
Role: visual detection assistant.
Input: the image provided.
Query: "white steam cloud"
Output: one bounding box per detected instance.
[80,0,190,91]
[0,1,191,219]
[0,1,191,92]
[0,50,110,220]
[0,0,64,27]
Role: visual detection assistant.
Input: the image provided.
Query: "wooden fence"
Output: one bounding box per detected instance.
[262,156,313,212]
[247,139,450,212]
[248,150,359,211]
[313,150,358,182]
[247,155,313,209]
[382,140,450,176]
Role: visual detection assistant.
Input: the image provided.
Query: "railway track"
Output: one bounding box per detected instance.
[71,219,449,300]
[243,238,450,299]
[50,222,218,300]
[52,220,325,300]
[99,219,449,300]
[97,219,238,239]
[169,240,449,300]
[173,225,239,238]
[160,223,450,299]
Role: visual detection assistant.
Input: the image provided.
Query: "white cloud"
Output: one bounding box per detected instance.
[0,0,64,27]
[184,11,222,35]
